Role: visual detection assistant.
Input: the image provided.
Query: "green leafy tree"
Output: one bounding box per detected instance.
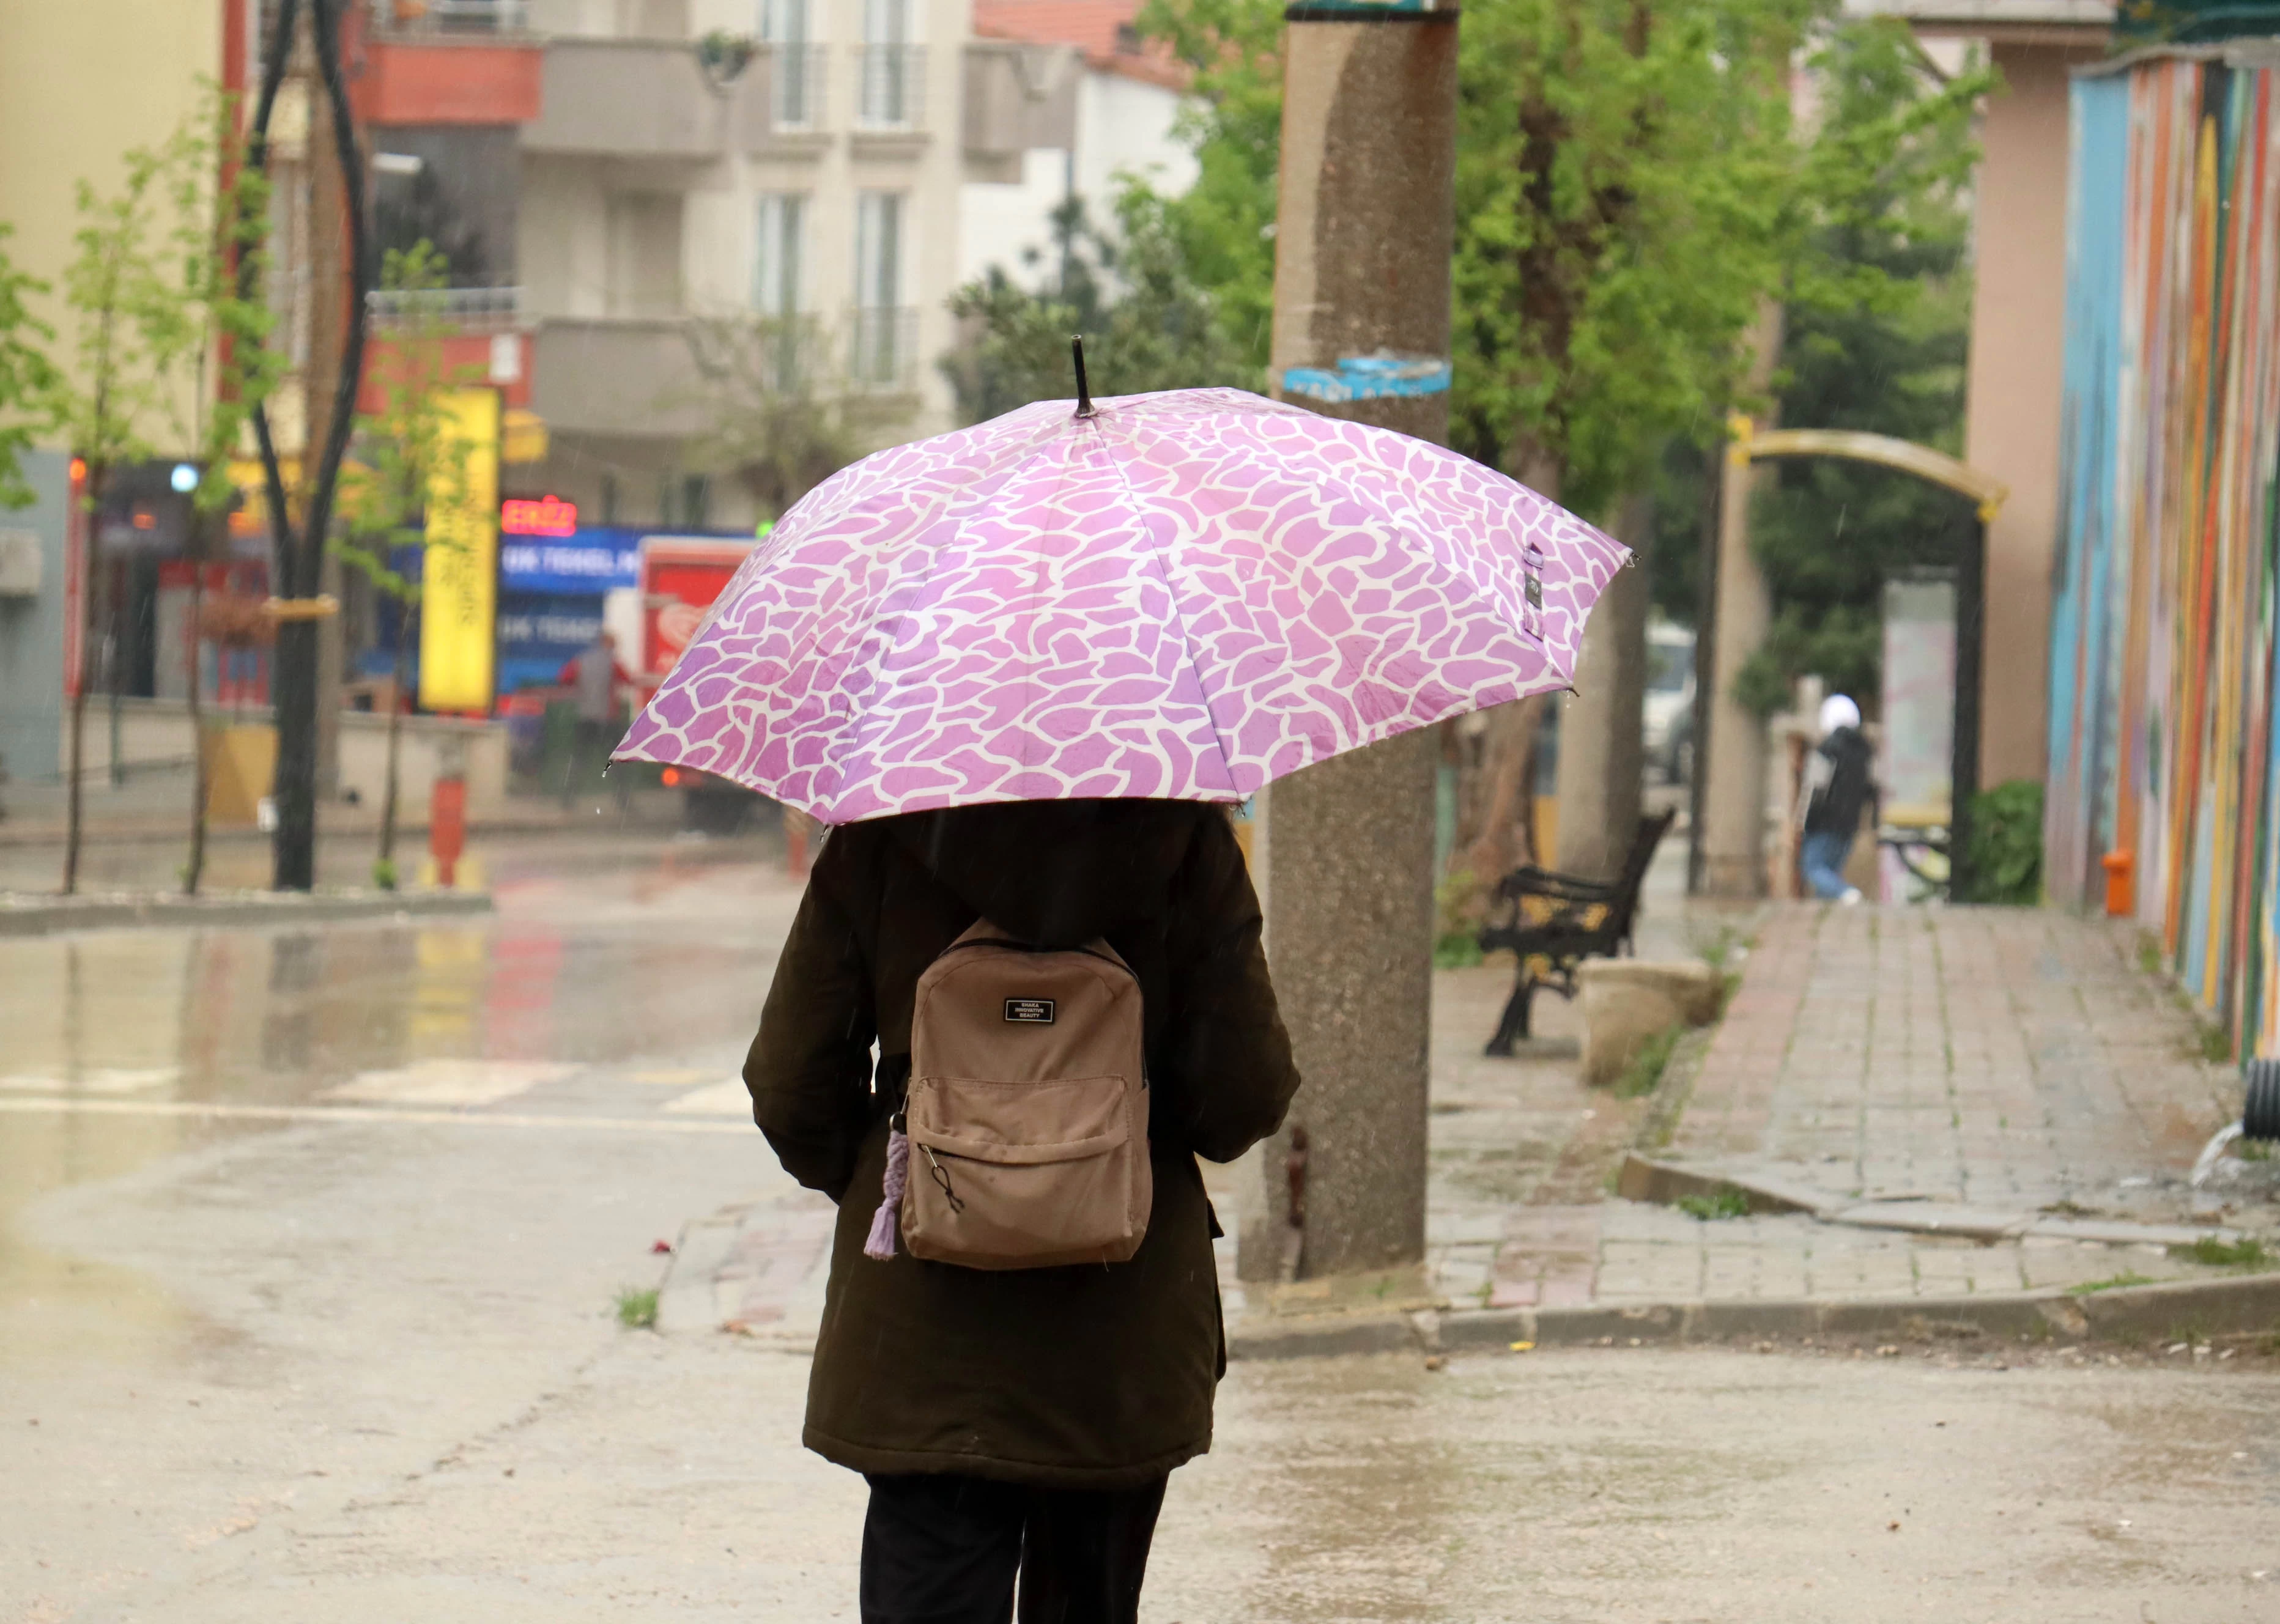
[162,90,287,895]
[0,226,61,511]
[1733,21,1989,713]
[336,242,475,891]
[942,189,1257,423]
[43,87,276,896]
[681,313,906,523]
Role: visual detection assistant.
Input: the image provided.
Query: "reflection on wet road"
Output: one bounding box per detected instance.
[0,835,804,1353]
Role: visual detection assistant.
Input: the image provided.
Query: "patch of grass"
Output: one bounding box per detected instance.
[2194,1020,2234,1063]
[2137,933,2164,977]
[2168,1236,2270,1270]
[372,855,399,892]
[1614,1025,1683,1100]
[2067,1272,2158,1296]
[1433,930,1484,969]
[1675,1186,1751,1222]
[2238,1140,2275,1163]
[615,1286,660,1329]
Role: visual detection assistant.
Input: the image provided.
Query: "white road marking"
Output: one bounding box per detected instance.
[662,1079,751,1116]
[0,1096,752,1134]
[0,1067,181,1094]
[324,1059,578,1107]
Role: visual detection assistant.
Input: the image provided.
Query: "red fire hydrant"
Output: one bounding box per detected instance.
[431,772,467,888]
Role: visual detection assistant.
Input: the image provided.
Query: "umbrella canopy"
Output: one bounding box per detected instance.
[614,387,1627,824]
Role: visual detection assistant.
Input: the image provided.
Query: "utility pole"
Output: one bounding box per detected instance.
[1242,0,1459,1286]
[1697,306,1783,899]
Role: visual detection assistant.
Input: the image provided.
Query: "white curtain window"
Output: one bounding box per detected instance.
[862,0,908,44]
[758,0,807,40]
[760,0,813,126]
[754,194,805,316]
[853,191,907,385]
[855,191,903,312]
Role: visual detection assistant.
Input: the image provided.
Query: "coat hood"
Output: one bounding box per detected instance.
[883,799,1218,948]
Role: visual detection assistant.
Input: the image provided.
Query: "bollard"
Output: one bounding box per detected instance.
[430,772,467,888]
[2101,847,2133,917]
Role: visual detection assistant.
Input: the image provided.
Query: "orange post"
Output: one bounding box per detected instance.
[2100,847,2133,918]
[431,775,468,888]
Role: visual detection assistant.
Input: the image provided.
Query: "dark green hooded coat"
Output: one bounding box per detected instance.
[743,800,1299,1489]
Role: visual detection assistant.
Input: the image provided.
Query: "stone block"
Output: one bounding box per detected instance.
[1579,959,1723,1088]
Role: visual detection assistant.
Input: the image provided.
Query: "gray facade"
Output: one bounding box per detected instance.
[0,448,68,788]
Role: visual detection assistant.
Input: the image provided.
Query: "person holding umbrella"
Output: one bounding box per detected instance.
[621,352,1627,1621]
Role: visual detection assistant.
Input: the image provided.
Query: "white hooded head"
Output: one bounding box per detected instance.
[1818,693,1861,739]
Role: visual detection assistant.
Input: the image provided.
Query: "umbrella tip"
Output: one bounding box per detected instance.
[1072,336,1095,419]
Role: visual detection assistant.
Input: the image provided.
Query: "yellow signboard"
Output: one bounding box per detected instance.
[418,388,502,713]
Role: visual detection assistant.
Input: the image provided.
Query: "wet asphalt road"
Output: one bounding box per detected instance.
[4,833,2278,1622]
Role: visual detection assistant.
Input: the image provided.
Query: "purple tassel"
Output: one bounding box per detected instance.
[864,1126,910,1260]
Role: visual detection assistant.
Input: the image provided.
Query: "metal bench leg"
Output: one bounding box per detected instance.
[1485,972,1535,1057]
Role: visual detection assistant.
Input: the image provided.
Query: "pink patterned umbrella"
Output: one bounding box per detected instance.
[614,386,1627,824]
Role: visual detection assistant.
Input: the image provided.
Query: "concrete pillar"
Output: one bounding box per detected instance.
[1238,6,1457,1283]
[1698,307,1784,900]
[1555,493,1651,881]
[1963,40,2104,789]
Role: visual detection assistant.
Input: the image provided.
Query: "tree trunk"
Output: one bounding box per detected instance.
[1553,490,1653,881]
[61,463,105,896]
[1455,696,1544,895]
[183,532,210,896]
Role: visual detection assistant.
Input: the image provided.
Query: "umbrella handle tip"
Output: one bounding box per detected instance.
[1071,335,1095,419]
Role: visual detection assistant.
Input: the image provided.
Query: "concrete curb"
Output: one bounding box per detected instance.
[0,889,492,937]
[1225,1271,2280,1360]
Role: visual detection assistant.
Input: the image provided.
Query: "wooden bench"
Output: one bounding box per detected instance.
[1476,807,1678,1057]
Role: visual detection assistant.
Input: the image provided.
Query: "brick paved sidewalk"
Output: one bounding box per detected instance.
[1388,902,2266,1321]
[670,885,2273,1340]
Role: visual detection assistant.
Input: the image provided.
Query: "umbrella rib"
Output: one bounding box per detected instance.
[1096,418,1247,798]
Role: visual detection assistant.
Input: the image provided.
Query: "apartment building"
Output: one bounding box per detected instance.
[516,0,1051,532]
[960,0,1195,292]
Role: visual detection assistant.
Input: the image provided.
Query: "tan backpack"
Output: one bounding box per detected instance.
[862,921,1152,1270]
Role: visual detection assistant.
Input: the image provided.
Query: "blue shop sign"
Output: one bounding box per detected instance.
[498,526,643,595]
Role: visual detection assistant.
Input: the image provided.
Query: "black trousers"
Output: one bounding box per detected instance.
[859,1472,1168,1624]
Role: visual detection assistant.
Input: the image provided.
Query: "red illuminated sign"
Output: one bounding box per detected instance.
[500,495,577,537]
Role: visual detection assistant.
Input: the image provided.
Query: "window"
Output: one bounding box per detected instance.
[853,191,911,386]
[753,194,805,317]
[605,192,683,319]
[856,191,903,312]
[857,0,921,128]
[758,0,816,128]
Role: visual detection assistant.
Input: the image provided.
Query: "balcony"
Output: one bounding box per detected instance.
[768,42,828,131]
[347,1,544,126]
[856,45,926,131]
[367,284,524,331]
[532,319,710,438]
[358,287,534,412]
[522,37,772,161]
[371,0,531,32]
[963,41,1076,182]
[849,308,920,391]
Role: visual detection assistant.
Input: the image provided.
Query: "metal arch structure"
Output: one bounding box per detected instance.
[1730,420,2011,521]
[1713,415,2009,901]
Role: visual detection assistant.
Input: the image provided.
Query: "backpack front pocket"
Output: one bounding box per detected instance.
[901,1074,1151,1269]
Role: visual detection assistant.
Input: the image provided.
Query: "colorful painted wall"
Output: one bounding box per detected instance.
[2046,45,2280,1046]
